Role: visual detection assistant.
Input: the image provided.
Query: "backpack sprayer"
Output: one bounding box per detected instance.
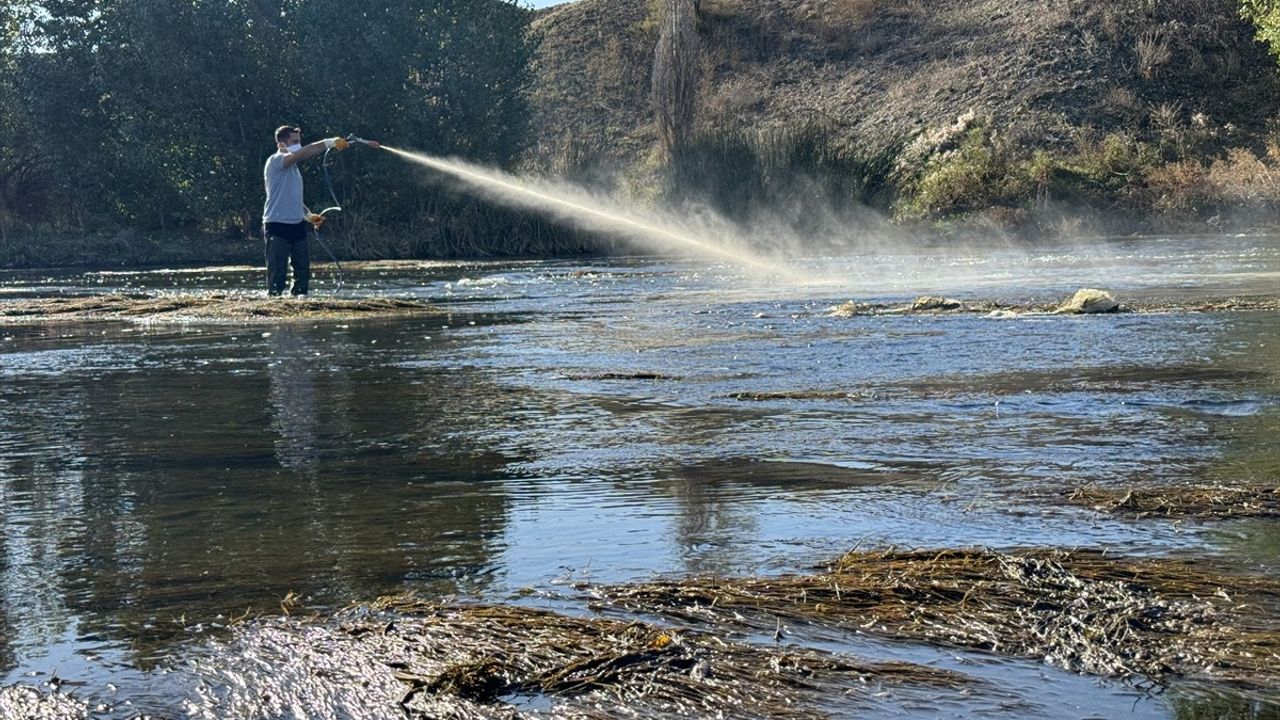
[309,135,383,293]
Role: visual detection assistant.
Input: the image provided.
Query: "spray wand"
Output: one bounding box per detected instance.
[346,135,381,149]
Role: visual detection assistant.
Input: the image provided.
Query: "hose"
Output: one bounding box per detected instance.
[311,223,344,294]
[310,137,380,295]
[312,145,346,294]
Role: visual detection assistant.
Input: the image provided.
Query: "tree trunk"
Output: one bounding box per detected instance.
[651,0,700,163]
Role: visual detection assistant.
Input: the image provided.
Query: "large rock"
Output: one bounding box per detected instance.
[1056,288,1120,314]
[828,300,859,317]
[910,295,963,312]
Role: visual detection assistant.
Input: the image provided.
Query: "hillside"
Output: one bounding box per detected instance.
[526,0,1280,232]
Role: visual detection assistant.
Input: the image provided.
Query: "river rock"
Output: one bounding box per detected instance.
[828,301,859,317]
[1056,288,1119,314]
[910,295,963,312]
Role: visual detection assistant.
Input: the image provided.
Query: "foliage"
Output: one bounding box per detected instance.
[893,124,1184,224]
[895,125,1022,220]
[0,0,538,250]
[1241,0,1280,60]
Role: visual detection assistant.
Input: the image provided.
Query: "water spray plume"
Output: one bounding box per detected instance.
[379,145,808,282]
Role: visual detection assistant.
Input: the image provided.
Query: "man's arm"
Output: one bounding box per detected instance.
[282,137,348,168]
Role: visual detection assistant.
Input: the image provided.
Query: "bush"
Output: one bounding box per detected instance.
[895,124,1029,220]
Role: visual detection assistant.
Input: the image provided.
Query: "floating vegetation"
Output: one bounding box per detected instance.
[597,548,1280,692]
[7,553,1280,717]
[181,600,970,719]
[1064,484,1280,519]
[0,293,440,324]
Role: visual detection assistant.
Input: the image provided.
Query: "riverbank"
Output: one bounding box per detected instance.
[0,229,259,270]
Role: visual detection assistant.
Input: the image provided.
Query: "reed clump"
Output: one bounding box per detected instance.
[598,548,1280,691]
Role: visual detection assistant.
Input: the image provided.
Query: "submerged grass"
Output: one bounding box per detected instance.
[0,293,440,324]
[728,363,1271,403]
[9,551,1280,717]
[598,548,1280,693]
[183,600,970,720]
[1064,484,1280,519]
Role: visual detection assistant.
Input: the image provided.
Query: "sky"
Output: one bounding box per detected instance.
[527,0,573,7]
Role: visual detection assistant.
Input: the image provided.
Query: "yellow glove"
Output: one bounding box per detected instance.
[324,136,349,151]
[306,212,325,229]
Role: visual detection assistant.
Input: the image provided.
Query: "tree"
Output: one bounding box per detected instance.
[8,0,538,239]
[1241,0,1280,60]
[0,1,51,239]
[651,0,699,162]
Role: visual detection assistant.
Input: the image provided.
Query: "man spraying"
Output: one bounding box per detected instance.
[262,126,348,297]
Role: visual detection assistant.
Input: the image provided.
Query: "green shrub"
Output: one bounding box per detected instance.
[895,124,1027,220]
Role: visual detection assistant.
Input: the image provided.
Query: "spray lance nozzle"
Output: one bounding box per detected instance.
[346,134,381,149]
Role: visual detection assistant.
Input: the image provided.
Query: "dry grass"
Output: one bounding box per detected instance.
[1145,144,1280,214]
[600,548,1280,689]
[1136,30,1173,80]
[1208,145,1280,203]
[1065,484,1280,519]
[1102,86,1143,122]
[811,0,882,42]
[1146,159,1210,213]
[186,600,971,719]
[0,293,440,324]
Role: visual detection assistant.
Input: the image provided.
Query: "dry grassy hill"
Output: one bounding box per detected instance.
[526,0,1280,233]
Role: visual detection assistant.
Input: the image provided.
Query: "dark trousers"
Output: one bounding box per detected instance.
[264,222,310,296]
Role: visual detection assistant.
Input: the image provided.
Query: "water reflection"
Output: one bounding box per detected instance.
[0,322,518,679]
[666,461,762,574]
[0,382,90,674]
[1199,315,1280,576]
[266,328,326,475]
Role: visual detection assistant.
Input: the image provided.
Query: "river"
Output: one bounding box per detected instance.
[1,235,1277,718]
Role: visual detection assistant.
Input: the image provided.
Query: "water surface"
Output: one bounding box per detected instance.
[1,236,1278,717]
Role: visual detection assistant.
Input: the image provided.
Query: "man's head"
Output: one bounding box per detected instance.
[275,125,301,149]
